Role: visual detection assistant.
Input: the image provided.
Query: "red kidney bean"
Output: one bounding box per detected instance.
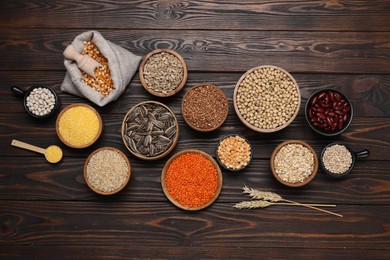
[325,96,329,103]
[318,92,327,99]
[329,91,334,101]
[334,92,341,101]
[308,90,351,133]
[311,96,318,106]
[317,113,326,120]
[338,118,343,129]
[308,108,313,118]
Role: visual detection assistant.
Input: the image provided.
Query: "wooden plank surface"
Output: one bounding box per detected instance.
[1,0,389,259]
[1,0,390,32]
[0,30,389,73]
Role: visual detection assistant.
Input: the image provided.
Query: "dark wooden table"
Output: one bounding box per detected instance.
[1,1,390,259]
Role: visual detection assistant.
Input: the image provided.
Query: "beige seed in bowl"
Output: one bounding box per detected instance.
[234,65,300,132]
[85,148,130,195]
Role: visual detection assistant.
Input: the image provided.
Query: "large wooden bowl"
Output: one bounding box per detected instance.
[84,147,131,195]
[161,149,223,211]
[270,140,318,187]
[56,103,103,149]
[233,65,301,133]
[121,101,179,160]
[139,49,188,97]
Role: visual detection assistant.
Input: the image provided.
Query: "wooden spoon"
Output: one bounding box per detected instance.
[11,139,63,163]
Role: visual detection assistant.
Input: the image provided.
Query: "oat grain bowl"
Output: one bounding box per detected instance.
[84,147,131,195]
[139,49,187,97]
[233,65,301,133]
[182,83,228,132]
[122,101,179,160]
[271,140,318,187]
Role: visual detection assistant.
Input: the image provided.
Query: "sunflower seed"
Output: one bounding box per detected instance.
[123,102,177,157]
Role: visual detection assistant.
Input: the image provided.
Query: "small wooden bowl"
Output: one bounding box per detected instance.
[56,103,103,148]
[84,147,131,195]
[161,149,223,211]
[270,140,318,187]
[139,49,188,97]
[122,101,179,160]
[181,83,228,132]
[233,65,301,133]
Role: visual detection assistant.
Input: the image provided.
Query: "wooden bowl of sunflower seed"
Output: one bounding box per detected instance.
[139,49,188,97]
[121,101,179,160]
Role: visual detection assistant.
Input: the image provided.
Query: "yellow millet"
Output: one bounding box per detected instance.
[58,106,100,147]
[45,145,63,163]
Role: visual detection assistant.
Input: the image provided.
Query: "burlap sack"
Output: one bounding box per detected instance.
[61,31,141,106]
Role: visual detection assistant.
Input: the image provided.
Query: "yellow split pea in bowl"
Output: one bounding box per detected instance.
[56,103,103,148]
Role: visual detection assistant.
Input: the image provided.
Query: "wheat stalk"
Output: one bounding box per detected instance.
[239,185,343,217]
[234,200,335,209]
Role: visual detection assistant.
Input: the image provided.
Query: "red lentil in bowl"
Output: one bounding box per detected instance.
[161,149,223,211]
[181,84,228,132]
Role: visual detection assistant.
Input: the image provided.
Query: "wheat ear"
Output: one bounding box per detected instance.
[242,185,343,217]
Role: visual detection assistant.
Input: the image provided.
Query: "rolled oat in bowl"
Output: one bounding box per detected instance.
[271,140,318,187]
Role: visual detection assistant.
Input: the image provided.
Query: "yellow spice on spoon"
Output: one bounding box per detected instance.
[58,105,100,147]
[45,145,63,163]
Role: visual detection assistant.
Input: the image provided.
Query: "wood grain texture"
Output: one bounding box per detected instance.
[1,29,390,73]
[1,246,390,260]
[0,157,388,204]
[0,202,389,249]
[1,0,389,32]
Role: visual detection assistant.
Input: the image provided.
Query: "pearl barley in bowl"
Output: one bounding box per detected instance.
[233,65,301,133]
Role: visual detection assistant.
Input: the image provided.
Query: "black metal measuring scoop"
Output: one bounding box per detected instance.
[11,85,59,120]
[320,142,369,178]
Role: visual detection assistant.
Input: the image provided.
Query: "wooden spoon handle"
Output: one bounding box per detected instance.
[11,139,46,154]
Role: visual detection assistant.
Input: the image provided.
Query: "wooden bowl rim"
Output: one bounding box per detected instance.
[84,146,131,195]
[56,103,103,149]
[181,83,229,132]
[233,65,301,133]
[161,149,223,211]
[121,100,179,160]
[270,140,318,187]
[139,48,188,97]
